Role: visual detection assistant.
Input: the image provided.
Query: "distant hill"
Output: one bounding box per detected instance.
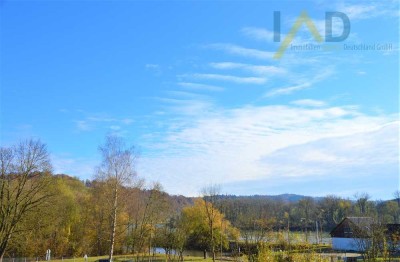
[54,174,323,204]
[212,193,323,203]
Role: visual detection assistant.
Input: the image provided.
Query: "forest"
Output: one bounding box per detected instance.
[1,137,399,262]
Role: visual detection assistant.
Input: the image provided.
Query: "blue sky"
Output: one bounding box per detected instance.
[1,0,399,199]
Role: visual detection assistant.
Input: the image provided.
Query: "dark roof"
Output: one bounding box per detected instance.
[330,217,373,238]
[346,217,373,227]
[330,217,400,238]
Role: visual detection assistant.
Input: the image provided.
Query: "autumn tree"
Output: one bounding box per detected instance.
[96,135,137,262]
[298,197,316,242]
[201,185,221,262]
[182,197,239,261]
[7,175,92,258]
[354,192,372,216]
[87,180,115,256]
[0,139,52,262]
[125,182,171,260]
[352,219,387,262]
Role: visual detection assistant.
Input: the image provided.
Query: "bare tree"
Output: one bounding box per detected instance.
[0,139,52,262]
[394,190,400,208]
[96,135,137,262]
[298,197,315,242]
[351,218,387,262]
[354,192,371,215]
[201,185,221,262]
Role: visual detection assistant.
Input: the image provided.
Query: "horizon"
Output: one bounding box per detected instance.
[54,173,398,201]
[1,1,399,199]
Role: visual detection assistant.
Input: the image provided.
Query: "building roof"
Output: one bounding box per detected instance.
[330,217,400,238]
[346,217,374,227]
[330,217,373,238]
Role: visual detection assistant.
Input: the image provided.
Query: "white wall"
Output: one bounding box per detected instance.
[332,237,366,251]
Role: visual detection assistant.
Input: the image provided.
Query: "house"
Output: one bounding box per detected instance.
[330,217,373,251]
[330,217,400,252]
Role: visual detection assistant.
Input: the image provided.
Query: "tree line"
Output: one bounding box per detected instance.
[1,137,399,262]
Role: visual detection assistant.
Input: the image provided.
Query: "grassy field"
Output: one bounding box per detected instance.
[41,253,400,262]
[46,255,217,262]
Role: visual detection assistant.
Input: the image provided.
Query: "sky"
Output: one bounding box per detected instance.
[0,0,399,199]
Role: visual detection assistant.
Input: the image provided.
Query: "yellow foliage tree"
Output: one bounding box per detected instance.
[181,199,239,256]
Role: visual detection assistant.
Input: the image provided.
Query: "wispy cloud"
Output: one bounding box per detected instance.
[265,68,334,97]
[260,122,399,177]
[267,82,312,97]
[181,73,267,84]
[145,63,160,69]
[209,62,286,75]
[339,4,376,20]
[75,120,91,131]
[74,113,134,132]
[241,27,275,42]
[206,43,274,60]
[139,102,398,196]
[291,99,327,107]
[145,63,162,76]
[154,96,214,116]
[336,1,399,21]
[178,82,225,92]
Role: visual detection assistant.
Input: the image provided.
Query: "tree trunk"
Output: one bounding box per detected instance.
[0,249,5,262]
[211,220,215,262]
[109,185,118,262]
[0,235,10,262]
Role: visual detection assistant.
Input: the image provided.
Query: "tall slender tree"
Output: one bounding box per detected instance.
[201,185,221,262]
[0,139,52,262]
[96,135,137,262]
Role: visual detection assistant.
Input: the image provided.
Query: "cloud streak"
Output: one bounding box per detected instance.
[206,43,274,60]
[209,62,286,75]
[74,113,134,132]
[181,73,267,84]
[178,82,225,92]
[265,68,334,97]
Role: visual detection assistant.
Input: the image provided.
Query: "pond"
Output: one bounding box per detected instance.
[153,248,228,258]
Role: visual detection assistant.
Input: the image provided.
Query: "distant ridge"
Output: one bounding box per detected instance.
[212,193,324,203]
[55,174,323,203]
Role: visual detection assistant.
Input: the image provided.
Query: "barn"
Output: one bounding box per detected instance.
[330,217,373,251]
[330,217,400,252]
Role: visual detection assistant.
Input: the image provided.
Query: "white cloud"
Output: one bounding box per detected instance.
[138,102,398,196]
[265,68,334,97]
[154,97,214,116]
[339,4,377,20]
[291,99,327,107]
[335,2,399,20]
[145,63,160,69]
[206,43,274,60]
[178,82,225,92]
[241,27,275,42]
[209,62,286,75]
[266,82,311,97]
[182,73,267,84]
[261,122,399,178]
[74,113,134,132]
[145,63,162,76]
[75,120,91,131]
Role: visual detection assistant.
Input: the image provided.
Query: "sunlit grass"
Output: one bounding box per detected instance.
[46,255,216,262]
